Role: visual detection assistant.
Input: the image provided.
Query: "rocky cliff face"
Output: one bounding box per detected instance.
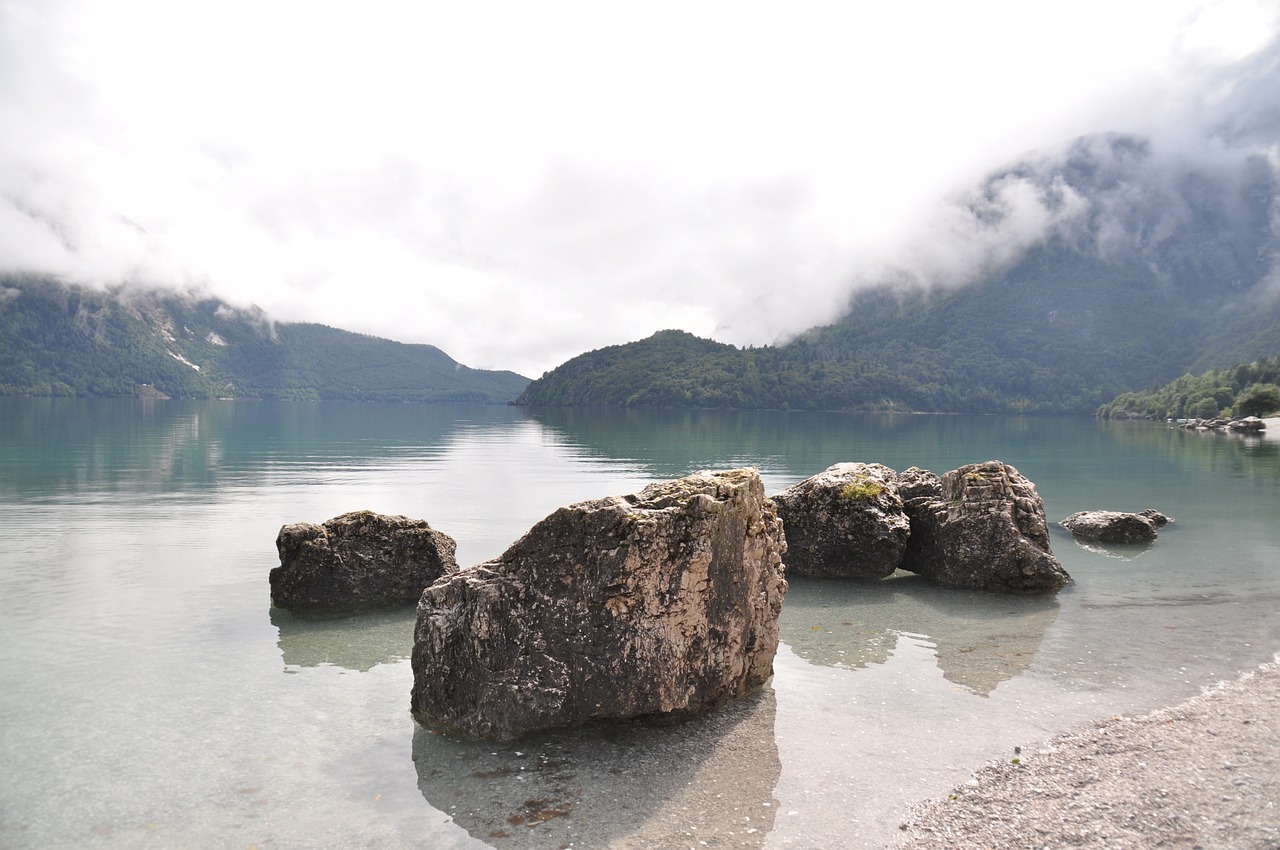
[271,511,458,614]
[410,468,787,740]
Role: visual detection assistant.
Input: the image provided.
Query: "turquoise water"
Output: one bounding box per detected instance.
[1,399,1277,849]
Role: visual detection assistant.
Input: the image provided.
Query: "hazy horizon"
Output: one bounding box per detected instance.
[2,1,1278,376]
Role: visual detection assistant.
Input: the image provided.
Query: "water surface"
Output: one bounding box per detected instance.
[2,399,1277,849]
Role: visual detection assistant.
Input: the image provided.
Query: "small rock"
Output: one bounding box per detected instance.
[1060,510,1169,544]
[271,511,458,614]
[1137,508,1173,528]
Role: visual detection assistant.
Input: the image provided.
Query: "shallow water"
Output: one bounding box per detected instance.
[1,399,1277,849]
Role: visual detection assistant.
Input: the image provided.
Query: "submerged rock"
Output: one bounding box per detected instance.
[411,688,780,849]
[270,511,458,614]
[1060,509,1172,544]
[898,461,1070,593]
[771,462,909,579]
[410,468,787,740]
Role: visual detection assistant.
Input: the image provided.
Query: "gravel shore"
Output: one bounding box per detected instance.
[892,658,1280,849]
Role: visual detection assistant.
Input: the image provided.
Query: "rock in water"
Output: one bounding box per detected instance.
[271,511,458,614]
[771,462,909,578]
[898,461,1069,593]
[1138,508,1172,528]
[410,468,787,740]
[1060,509,1171,544]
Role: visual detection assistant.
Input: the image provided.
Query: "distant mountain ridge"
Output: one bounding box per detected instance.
[518,133,1280,414]
[0,276,530,403]
[6,131,1278,413]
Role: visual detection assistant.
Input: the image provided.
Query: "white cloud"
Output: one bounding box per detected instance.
[1,0,1278,375]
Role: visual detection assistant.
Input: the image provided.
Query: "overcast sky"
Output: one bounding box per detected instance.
[2,1,1278,376]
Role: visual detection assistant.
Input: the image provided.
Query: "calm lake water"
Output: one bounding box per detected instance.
[2,398,1278,849]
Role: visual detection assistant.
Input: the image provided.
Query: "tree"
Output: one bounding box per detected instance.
[1189,396,1220,418]
[1235,383,1280,417]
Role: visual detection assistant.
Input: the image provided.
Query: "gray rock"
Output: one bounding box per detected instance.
[1228,416,1265,432]
[1060,509,1172,544]
[894,466,943,502]
[898,461,1070,593]
[410,468,787,740]
[771,462,909,578]
[1138,508,1173,528]
[270,511,458,614]
[1180,417,1265,433]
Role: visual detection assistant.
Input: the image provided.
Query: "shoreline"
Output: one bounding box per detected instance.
[891,656,1280,848]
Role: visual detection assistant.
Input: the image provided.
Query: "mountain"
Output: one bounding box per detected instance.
[518,133,1280,414]
[0,276,530,403]
[514,328,914,411]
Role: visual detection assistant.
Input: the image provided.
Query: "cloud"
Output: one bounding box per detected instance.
[843,24,1280,305]
[1,0,1278,375]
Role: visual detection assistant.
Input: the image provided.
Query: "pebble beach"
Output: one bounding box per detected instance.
[893,658,1280,849]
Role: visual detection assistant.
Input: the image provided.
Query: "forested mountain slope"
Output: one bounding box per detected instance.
[519,134,1280,414]
[0,276,529,402]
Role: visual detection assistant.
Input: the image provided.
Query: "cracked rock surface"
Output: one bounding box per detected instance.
[271,510,458,614]
[411,468,787,740]
[899,461,1070,593]
[772,462,909,579]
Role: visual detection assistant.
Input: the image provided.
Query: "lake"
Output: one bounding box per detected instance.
[2,398,1278,849]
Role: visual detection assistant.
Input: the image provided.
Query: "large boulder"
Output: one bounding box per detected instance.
[271,511,458,614]
[771,462,909,578]
[411,468,787,740]
[897,461,1070,593]
[1060,509,1172,544]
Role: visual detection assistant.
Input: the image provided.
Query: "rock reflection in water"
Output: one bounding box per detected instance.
[412,687,779,849]
[269,606,416,672]
[780,573,1059,695]
[1068,539,1156,560]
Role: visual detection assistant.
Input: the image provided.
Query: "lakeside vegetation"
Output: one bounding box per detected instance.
[1096,357,1280,420]
[515,326,1099,414]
